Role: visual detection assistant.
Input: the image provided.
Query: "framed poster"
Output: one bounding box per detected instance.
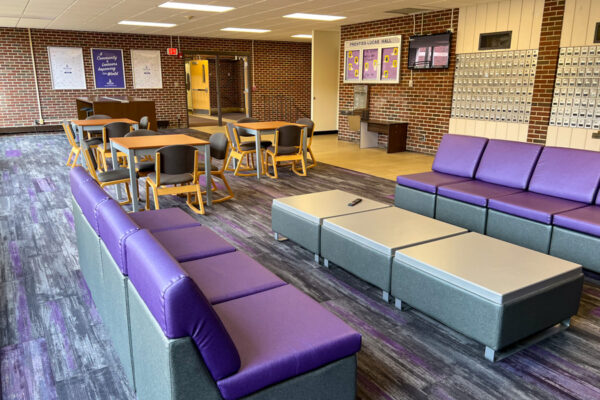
[343,35,401,84]
[131,50,163,89]
[91,48,126,89]
[47,47,86,89]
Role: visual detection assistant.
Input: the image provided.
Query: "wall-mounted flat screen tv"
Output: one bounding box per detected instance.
[408,32,452,69]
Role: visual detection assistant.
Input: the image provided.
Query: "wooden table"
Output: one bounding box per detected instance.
[235,121,307,181]
[76,96,156,130]
[360,120,408,153]
[71,118,139,169]
[110,134,211,212]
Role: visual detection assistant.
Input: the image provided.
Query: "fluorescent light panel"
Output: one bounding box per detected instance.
[159,2,234,12]
[119,20,176,27]
[221,27,270,33]
[283,13,345,21]
[292,34,312,38]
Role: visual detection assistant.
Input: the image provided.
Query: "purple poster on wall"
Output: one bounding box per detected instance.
[346,50,360,80]
[362,48,379,80]
[91,48,126,89]
[380,47,399,81]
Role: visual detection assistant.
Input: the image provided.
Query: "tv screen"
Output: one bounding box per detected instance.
[408,32,452,69]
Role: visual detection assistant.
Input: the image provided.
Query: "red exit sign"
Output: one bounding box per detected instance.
[167,48,178,56]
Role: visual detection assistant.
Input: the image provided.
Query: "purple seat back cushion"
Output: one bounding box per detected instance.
[73,179,110,233]
[432,134,488,178]
[69,166,94,195]
[475,140,542,189]
[125,229,240,381]
[97,199,140,274]
[529,147,600,203]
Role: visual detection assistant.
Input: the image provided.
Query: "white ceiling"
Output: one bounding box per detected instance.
[1,0,498,42]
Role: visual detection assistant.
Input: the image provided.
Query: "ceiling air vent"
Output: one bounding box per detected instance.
[386,8,431,15]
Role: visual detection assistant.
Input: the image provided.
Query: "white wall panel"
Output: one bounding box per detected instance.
[449,118,529,142]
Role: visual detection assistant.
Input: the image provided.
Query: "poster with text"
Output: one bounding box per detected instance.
[91,48,126,89]
[362,48,379,80]
[48,47,86,90]
[131,50,163,89]
[345,50,360,80]
[381,47,399,81]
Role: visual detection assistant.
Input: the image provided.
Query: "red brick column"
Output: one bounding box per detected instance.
[527,0,565,144]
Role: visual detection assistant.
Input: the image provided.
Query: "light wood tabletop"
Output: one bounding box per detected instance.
[71,118,138,126]
[110,134,208,150]
[235,121,306,130]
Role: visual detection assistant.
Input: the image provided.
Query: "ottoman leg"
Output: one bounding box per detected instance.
[485,347,496,362]
[382,291,390,302]
[394,298,403,310]
[323,258,330,268]
[274,232,288,241]
[314,253,320,263]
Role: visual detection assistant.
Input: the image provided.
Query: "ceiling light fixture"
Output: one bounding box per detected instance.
[221,27,270,33]
[159,2,234,12]
[292,34,312,38]
[119,20,176,27]
[283,13,345,21]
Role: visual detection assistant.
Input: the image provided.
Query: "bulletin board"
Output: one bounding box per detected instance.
[131,50,163,89]
[47,47,86,90]
[343,35,401,84]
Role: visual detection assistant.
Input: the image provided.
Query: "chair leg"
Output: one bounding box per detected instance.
[307,147,317,169]
[153,186,160,210]
[66,149,74,166]
[145,181,151,210]
[187,186,206,214]
[292,157,307,177]
[71,149,80,167]
[265,153,278,179]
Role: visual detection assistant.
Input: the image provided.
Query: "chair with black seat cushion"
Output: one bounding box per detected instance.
[85,114,112,139]
[145,145,205,214]
[139,116,150,130]
[296,117,317,169]
[224,122,267,177]
[196,133,234,204]
[265,125,307,179]
[125,129,158,176]
[82,147,133,205]
[234,117,272,168]
[63,121,102,167]
[98,122,132,171]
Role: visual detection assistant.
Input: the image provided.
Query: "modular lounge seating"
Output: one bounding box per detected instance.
[70,167,361,399]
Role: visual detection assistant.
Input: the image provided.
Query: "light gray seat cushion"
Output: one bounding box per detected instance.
[148,172,193,185]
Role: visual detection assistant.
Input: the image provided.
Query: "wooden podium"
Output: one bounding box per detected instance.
[360,120,408,153]
[76,96,156,129]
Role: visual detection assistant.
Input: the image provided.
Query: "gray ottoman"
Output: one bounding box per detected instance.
[321,207,467,301]
[392,232,583,361]
[272,190,389,262]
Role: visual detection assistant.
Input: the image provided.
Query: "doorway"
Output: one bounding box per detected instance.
[189,59,211,115]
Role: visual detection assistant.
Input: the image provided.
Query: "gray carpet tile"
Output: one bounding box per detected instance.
[1,132,600,399]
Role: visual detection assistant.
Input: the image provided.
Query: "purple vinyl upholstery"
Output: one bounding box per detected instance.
[396,172,471,194]
[97,199,140,274]
[69,166,94,193]
[475,140,543,189]
[152,226,236,262]
[437,180,522,207]
[554,206,600,237]
[214,285,362,400]
[488,192,586,224]
[528,147,600,203]
[126,229,241,381]
[431,134,488,178]
[181,251,286,304]
[73,178,110,234]
[129,208,200,233]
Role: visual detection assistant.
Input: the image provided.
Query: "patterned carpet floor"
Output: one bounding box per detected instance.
[1,133,600,399]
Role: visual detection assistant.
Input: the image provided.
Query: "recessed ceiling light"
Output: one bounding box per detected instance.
[119,20,176,27]
[283,13,345,21]
[221,27,270,33]
[292,34,312,39]
[159,2,234,12]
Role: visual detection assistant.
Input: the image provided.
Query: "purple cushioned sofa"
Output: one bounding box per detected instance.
[394,134,488,217]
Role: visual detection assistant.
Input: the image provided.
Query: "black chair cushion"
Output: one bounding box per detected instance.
[136,161,155,173]
[85,138,102,146]
[148,172,194,185]
[240,141,272,151]
[268,145,298,156]
[97,168,133,183]
[197,163,220,172]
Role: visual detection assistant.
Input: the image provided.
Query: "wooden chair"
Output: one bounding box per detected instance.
[296,118,317,169]
[265,125,307,179]
[85,114,112,139]
[224,122,266,177]
[139,116,150,130]
[125,129,158,176]
[145,145,205,214]
[196,133,234,204]
[97,122,132,171]
[82,147,133,206]
[63,121,102,167]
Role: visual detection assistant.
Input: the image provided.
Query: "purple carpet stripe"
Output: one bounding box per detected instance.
[63,210,75,231]
[215,214,253,236]
[17,282,33,342]
[356,371,396,400]
[1,343,31,399]
[27,187,36,202]
[35,178,54,192]
[5,150,22,157]
[23,339,59,400]
[48,301,77,371]
[9,241,23,277]
[30,205,39,223]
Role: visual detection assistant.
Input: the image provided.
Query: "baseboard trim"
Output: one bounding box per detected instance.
[314,130,338,136]
[0,125,62,134]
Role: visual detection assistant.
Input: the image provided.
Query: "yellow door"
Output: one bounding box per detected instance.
[190,60,210,114]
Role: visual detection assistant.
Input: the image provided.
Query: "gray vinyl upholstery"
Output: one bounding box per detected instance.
[271,205,321,254]
[550,227,600,273]
[267,145,298,155]
[147,172,193,185]
[139,116,149,130]
[486,209,552,253]
[435,196,487,233]
[394,185,437,217]
[97,168,132,182]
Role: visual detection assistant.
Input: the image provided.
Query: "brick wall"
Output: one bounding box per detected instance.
[527,0,565,144]
[338,9,459,153]
[0,27,311,128]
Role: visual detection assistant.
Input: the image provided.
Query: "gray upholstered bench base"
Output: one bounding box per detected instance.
[128,281,357,400]
[271,205,321,262]
[394,185,436,217]
[321,225,392,301]
[435,196,487,233]
[391,259,583,360]
[486,209,552,253]
[550,227,600,274]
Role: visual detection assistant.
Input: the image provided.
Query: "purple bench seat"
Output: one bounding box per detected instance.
[129,208,200,233]
[152,225,236,262]
[488,192,586,224]
[214,284,362,400]
[437,180,521,207]
[397,172,470,194]
[182,251,286,304]
[554,205,600,237]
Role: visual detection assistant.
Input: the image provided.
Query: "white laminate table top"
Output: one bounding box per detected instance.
[272,190,390,223]
[395,232,583,304]
[322,207,468,255]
